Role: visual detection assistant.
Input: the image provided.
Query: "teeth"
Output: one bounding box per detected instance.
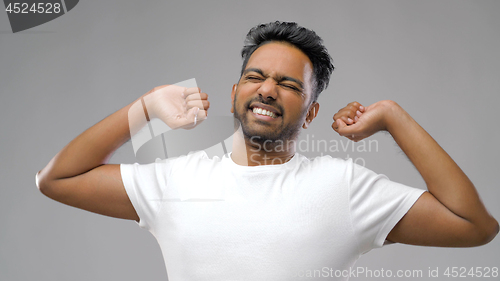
[252,107,277,118]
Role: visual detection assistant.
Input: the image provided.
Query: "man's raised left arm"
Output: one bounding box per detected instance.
[332,100,498,247]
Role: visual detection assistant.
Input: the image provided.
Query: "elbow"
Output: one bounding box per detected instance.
[36,170,54,198]
[484,218,499,244]
[474,217,499,246]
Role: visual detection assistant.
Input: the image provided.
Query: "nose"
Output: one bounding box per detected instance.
[258,78,278,100]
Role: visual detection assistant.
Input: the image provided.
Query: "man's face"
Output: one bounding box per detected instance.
[231,42,317,144]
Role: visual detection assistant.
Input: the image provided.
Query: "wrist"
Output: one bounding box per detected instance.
[382,100,411,134]
[140,97,151,122]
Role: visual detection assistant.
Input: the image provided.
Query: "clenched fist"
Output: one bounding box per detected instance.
[332,100,398,142]
[144,85,210,130]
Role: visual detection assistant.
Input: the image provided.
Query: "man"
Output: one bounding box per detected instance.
[37,22,498,280]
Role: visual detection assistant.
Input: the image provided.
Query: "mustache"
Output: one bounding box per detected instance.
[245,96,284,115]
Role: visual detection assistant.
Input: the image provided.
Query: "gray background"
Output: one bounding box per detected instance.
[1,0,499,280]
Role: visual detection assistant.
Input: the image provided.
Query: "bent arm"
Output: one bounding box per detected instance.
[334,100,498,247]
[37,85,209,220]
[382,101,498,246]
[36,93,148,220]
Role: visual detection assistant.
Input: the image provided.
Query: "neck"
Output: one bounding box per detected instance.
[230,127,296,166]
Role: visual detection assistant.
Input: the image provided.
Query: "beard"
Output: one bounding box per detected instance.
[233,94,305,148]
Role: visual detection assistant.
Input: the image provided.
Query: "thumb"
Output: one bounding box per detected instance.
[336,118,348,133]
[336,118,357,137]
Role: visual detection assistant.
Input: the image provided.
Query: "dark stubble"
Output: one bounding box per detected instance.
[232,93,306,149]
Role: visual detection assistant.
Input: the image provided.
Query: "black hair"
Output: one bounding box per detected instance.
[241,21,334,102]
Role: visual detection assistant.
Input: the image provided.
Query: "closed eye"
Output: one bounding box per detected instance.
[280,83,301,92]
[246,75,264,81]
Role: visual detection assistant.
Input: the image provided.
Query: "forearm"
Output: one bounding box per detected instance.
[385,101,498,233]
[38,94,147,185]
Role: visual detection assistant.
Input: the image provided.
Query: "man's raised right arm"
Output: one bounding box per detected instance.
[36,86,209,221]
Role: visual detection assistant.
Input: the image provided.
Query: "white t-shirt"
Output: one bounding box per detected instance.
[120,151,425,280]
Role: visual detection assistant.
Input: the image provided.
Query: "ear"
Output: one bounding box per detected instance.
[302,102,319,129]
[230,84,237,113]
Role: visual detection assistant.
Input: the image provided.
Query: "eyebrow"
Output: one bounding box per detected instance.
[243,68,304,90]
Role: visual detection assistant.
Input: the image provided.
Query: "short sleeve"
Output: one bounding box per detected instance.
[348,160,425,254]
[120,158,172,231]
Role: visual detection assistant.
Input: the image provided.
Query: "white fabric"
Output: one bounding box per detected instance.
[120,151,424,280]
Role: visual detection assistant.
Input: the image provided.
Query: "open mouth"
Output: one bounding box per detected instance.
[249,104,281,119]
[251,107,278,118]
